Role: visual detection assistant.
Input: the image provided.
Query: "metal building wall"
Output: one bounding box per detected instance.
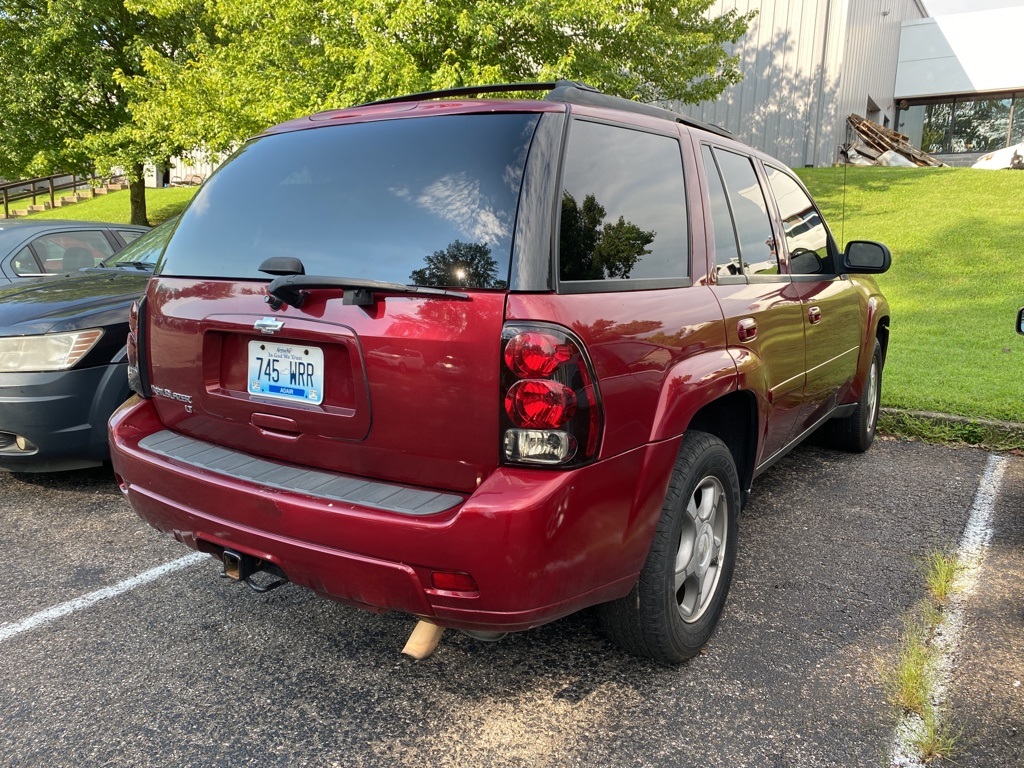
[675,0,925,167]
[836,0,927,137]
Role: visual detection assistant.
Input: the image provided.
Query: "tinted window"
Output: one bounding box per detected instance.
[701,145,741,277]
[21,231,115,275]
[11,246,41,275]
[118,229,145,245]
[712,149,778,276]
[158,114,541,289]
[559,120,687,282]
[764,165,835,275]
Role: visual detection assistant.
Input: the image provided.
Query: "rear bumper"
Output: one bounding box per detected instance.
[0,363,129,472]
[109,397,680,631]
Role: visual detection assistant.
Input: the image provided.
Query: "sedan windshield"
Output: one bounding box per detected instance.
[101,218,177,268]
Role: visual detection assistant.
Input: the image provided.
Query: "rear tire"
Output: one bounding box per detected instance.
[599,431,740,664]
[821,339,882,453]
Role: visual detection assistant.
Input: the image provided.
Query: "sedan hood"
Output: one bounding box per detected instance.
[0,270,151,335]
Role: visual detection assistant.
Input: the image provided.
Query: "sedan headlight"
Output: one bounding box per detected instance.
[0,329,104,372]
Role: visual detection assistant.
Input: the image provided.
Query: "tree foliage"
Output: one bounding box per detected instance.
[559,192,655,280]
[410,240,506,289]
[128,0,754,154]
[0,0,212,224]
[0,0,753,224]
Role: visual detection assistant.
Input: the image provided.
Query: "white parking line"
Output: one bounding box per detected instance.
[890,453,1009,767]
[0,552,207,645]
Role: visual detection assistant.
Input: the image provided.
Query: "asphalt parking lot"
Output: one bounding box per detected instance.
[1,438,1020,768]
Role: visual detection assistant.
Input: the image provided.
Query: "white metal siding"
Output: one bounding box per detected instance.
[835,0,925,142]
[896,10,1024,99]
[675,0,925,167]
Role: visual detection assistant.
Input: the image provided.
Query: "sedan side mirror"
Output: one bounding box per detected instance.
[843,240,891,274]
[1017,307,1024,335]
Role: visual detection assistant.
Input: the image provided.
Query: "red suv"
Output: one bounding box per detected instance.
[110,82,890,664]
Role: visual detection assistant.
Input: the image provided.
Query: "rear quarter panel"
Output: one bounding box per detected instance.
[505,288,731,459]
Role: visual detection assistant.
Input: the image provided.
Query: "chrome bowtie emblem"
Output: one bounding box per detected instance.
[254,317,285,334]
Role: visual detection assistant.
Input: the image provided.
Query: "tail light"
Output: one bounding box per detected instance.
[127,297,151,398]
[500,323,603,467]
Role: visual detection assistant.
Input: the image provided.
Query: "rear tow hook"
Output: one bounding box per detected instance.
[221,549,289,593]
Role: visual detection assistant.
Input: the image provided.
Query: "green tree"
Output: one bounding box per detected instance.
[128,0,753,154]
[559,192,655,280]
[410,240,506,289]
[124,0,351,155]
[0,0,211,224]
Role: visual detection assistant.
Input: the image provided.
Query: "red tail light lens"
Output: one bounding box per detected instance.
[500,323,602,468]
[503,332,572,378]
[504,380,577,428]
[126,298,150,398]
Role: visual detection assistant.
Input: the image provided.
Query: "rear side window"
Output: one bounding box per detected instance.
[764,165,836,275]
[710,148,779,276]
[558,120,688,282]
[700,145,741,277]
[14,230,115,275]
[11,246,41,275]
[157,113,541,289]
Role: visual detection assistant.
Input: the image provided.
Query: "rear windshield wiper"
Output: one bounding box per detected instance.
[266,274,470,310]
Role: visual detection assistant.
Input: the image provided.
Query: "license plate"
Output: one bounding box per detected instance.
[247,340,324,405]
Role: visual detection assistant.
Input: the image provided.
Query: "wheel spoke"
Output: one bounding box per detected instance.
[685,494,700,522]
[676,473,729,624]
[694,478,720,522]
[674,553,695,590]
[866,359,879,431]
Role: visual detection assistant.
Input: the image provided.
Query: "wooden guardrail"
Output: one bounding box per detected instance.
[0,171,124,218]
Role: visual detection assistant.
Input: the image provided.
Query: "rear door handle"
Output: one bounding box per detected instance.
[808,306,822,325]
[737,318,758,342]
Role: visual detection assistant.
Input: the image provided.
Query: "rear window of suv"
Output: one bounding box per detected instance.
[157,113,541,289]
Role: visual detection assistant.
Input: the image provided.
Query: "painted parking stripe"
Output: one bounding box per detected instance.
[890,453,1009,767]
[0,552,206,645]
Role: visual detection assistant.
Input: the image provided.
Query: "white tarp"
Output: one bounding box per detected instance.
[973,142,1024,170]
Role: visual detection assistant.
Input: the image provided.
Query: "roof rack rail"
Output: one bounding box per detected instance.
[356,80,732,139]
[358,80,595,107]
[545,82,733,139]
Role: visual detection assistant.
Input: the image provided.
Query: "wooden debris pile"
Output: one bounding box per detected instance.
[840,114,945,167]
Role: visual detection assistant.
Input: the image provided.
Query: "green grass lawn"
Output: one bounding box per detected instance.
[25,186,197,225]
[797,166,1024,423]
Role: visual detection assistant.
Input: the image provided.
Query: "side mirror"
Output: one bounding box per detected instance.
[843,241,891,274]
[1017,307,1024,335]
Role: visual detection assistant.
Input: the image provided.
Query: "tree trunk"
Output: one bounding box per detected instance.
[129,162,148,226]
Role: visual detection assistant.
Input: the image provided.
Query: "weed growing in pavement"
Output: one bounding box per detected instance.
[914,705,961,764]
[886,551,966,764]
[923,552,962,605]
[890,616,933,716]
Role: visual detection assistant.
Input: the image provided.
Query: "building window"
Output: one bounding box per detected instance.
[1012,92,1024,146]
[922,103,952,153]
[952,98,1012,152]
[899,93,1022,155]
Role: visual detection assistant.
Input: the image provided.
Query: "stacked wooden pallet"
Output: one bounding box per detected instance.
[844,114,945,167]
